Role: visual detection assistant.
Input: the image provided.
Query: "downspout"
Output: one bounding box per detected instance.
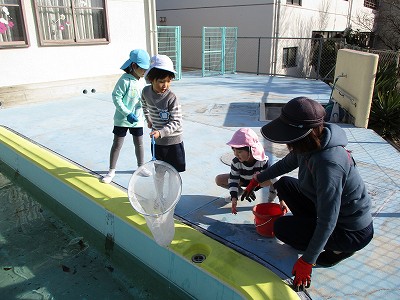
[272,0,281,75]
[347,0,353,28]
[144,0,158,56]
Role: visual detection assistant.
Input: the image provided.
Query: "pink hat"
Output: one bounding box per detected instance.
[227,128,266,161]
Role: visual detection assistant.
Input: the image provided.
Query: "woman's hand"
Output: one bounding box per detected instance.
[280,199,289,214]
[231,198,238,214]
[258,179,273,188]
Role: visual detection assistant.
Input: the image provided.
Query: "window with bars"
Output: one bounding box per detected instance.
[283,47,297,68]
[0,0,29,48]
[286,0,302,6]
[364,0,377,9]
[33,0,109,46]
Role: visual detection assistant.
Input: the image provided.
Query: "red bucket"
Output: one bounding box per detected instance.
[253,203,284,237]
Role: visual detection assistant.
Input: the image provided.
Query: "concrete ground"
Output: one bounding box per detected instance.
[1,72,399,299]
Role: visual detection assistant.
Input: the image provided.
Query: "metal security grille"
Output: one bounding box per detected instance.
[157,26,182,80]
[202,27,237,77]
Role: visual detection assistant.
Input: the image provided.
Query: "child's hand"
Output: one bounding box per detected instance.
[127,112,138,123]
[231,198,238,214]
[150,130,161,139]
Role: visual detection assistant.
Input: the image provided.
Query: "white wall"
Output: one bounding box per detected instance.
[278,0,375,38]
[0,0,149,87]
[273,0,376,76]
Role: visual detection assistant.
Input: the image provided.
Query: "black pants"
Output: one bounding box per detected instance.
[273,176,374,252]
[152,142,186,172]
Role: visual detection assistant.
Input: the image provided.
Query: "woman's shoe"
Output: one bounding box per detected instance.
[316,250,355,267]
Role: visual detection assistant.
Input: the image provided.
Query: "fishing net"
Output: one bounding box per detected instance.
[127,159,182,247]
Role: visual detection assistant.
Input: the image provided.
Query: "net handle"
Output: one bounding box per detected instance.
[151,134,156,161]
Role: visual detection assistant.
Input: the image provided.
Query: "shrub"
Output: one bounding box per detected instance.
[369,90,400,138]
[368,61,400,139]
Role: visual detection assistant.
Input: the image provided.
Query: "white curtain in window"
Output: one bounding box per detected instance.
[0,1,15,42]
[75,0,94,40]
[38,0,73,41]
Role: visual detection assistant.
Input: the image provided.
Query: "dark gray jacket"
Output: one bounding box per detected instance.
[257,123,372,263]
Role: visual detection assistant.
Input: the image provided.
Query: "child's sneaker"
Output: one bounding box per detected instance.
[102,169,115,184]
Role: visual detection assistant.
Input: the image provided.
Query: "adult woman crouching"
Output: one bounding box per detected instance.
[244,97,373,291]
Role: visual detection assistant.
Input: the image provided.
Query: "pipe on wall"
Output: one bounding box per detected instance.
[144,0,158,56]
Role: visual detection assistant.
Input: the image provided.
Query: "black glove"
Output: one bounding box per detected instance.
[240,179,259,202]
[241,191,256,202]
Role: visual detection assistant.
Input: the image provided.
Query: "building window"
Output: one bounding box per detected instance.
[33,0,110,46]
[364,0,377,9]
[312,31,345,39]
[0,1,29,48]
[286,0,302,5]
[283,47,297,68]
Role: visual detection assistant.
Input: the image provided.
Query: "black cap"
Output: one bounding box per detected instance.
[261,97,326,143]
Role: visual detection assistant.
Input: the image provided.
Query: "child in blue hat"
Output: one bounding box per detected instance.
[102,49,151,184]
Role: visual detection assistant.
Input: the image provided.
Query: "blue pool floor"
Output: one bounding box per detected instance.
[1,72,399,299]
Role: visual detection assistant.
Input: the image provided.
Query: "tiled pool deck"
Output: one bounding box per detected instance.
[1,72,399,299]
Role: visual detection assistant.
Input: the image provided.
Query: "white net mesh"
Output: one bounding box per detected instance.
[127,160,182,247]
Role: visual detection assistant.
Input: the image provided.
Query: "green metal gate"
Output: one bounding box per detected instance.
[202,27,237,77]
[157,26,182,80]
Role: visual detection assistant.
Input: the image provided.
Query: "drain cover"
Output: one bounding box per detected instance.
[191,253,206,263]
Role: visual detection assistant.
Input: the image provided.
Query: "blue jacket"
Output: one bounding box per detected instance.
[257,123,372,263]
[112,73,146,127]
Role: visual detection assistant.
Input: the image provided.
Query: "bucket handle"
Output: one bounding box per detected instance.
[254,217,273,227]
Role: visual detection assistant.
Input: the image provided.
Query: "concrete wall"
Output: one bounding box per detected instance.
[0,0,153,106]
[156,1,275,37]
[332,49,378,128]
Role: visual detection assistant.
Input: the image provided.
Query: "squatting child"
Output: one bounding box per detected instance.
[215,128,277,214]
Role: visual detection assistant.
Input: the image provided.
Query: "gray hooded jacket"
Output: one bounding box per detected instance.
[257,123,372,263]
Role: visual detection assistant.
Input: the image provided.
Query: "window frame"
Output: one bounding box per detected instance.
[33,0,110,46]
[0,0,30,49]
[364,0,378,9]
[282,47,298,68]
[286,0,302,6]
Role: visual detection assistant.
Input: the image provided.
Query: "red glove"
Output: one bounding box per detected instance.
[240,178,259,202]
[292,256,313,291]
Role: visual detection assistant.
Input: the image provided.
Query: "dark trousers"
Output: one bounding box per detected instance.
[273,176,373,252]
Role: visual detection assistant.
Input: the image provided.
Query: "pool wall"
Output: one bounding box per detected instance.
[0,126,299,300]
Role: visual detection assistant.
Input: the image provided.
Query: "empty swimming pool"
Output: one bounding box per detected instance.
[0,162,191,299]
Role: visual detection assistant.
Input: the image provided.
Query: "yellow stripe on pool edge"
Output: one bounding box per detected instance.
[0,126,299,300]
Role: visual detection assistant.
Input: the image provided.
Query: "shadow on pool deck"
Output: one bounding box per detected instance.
[0,72,399,300]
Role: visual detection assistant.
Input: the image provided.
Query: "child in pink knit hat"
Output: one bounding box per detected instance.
[215,128,277,214]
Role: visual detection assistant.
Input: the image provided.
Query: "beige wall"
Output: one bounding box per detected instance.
[333,49,378,128]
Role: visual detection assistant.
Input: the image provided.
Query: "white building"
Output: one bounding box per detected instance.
[0,0,157,106]
[155,0,377,77]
